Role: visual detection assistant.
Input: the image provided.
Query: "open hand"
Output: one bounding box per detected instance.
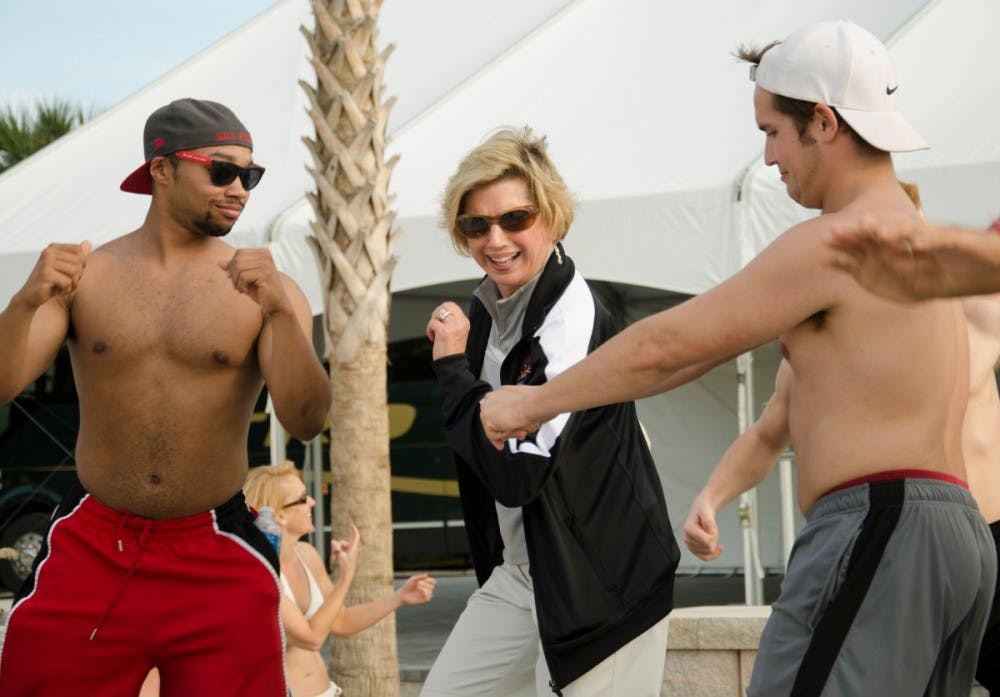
[825,214,953,301]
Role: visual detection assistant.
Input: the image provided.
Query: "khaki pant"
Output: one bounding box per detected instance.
[421,563,669,697]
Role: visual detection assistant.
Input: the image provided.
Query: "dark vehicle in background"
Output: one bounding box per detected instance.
[0,340,469,593]
[0,347,78,592]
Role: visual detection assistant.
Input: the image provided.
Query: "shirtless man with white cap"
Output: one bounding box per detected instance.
[480,21,996,696]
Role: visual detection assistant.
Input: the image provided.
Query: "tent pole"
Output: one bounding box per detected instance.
[309,436,326,557]
[267,395,287,466]
[737,352,764,605]
[779,456,795,570]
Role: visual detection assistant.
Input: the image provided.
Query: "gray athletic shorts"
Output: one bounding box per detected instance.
[748,476,996,697]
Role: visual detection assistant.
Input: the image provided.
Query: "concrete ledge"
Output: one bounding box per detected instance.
[668,605,771,650]
[662,605,768,696]
[400,681,422,697]
[399,667,429,682]
[661,605,987,697]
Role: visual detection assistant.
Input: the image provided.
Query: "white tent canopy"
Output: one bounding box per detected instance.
[1,0,997,572]
[0,0,577,307]
[0,0,943,308]
[739,0,1000,257]
[277,0,939,304]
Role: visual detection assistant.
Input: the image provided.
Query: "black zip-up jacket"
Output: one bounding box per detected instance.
[433,245,681,692]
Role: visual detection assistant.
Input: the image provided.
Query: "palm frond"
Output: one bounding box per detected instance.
[0,98,91,173]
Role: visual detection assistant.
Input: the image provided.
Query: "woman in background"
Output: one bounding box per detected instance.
[244,461,436,697]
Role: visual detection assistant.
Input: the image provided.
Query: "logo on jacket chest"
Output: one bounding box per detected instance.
[516,356,533,383]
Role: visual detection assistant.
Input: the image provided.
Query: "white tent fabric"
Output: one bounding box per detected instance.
[0,0,575,307]
[0,0,934,309]
[739,0,1000,259]
[2,0,996,571]
[274,0,933,305]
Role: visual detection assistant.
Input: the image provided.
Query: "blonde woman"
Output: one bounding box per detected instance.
[421,128,679,696]
[244,462,435,697]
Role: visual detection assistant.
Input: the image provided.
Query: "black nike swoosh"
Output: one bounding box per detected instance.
[886,85,899,95]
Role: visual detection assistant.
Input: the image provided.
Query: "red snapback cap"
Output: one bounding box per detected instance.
[121,98,253,195]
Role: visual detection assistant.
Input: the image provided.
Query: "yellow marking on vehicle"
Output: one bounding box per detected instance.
[388,404,417,439]
[253,402,416,446]
[391,476,460,498]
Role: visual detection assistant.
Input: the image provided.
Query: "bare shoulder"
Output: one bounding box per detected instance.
[79,231,172,275]
[71,238,133,291]
[745,214,840,278]
[723,214,852,307]
[649,214,861,356]
[768,211,854,259]
[82,237,127,266]
[295,540,327,574]
[278,271,309,300]
[89,228,150,256]
[277,271,314,322]
[756,202,922,293]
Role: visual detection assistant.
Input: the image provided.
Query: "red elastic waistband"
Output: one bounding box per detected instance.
[79,493,232,540]
[825,468,968,497]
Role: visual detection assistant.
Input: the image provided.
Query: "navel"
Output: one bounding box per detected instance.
[148,473,162,485]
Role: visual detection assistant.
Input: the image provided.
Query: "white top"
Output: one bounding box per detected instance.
[280,551,324,620]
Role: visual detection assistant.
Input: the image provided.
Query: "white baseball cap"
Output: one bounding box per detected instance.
[752,20,928,153]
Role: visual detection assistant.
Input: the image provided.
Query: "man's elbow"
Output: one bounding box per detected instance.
[0,376,26,407]
[282,397,331,441]
[633,325,689,379]
[286,411,328,442]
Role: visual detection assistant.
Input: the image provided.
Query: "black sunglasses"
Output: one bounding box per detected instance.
[281,493,309,509]
[173,150,266,190]
[456,206,538,238]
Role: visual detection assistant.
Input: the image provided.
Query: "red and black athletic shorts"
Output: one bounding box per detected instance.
[0,479,287,697]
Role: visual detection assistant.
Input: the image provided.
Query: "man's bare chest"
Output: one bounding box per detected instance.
[70,270,262,368]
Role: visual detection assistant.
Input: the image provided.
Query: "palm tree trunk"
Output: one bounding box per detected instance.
[301,0,399,694]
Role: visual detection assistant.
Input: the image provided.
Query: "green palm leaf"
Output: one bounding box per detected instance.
[0,99,91,173]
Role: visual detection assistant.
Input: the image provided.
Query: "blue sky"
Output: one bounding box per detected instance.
[0,1,279,113]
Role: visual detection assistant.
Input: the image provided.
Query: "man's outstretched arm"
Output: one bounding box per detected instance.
[826,216,1000,300]
[480,216,847,445]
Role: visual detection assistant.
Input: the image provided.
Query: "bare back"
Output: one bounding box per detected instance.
[69,233,267,517]
[961,292,1000,522]
[781,194,968,512]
